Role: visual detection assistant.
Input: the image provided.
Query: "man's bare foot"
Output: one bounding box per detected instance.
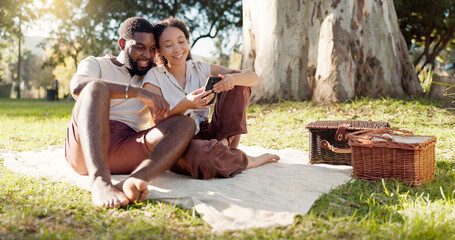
[91,178,129,208]
[246,153,280,169]
[115,177,150,204]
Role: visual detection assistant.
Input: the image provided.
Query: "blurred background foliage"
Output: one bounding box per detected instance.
[0,0,454,98]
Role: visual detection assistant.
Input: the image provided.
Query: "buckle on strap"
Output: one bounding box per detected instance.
[335,125,349,142]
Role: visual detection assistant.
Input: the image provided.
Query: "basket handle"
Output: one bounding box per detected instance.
[347,127,413,139]
[320,140,352,153]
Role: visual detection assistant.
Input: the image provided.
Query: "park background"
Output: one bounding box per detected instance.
[1,0,455,239]
[1,0,455,101]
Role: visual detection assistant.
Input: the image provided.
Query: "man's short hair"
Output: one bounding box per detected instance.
[119,17,154,40]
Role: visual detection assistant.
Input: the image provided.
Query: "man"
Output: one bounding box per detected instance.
[65,17,195,208]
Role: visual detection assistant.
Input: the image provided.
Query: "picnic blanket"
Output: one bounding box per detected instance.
[0,145,352,232]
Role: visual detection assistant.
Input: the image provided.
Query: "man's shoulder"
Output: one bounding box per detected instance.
[81,55,112,64]
[79,55,119,72]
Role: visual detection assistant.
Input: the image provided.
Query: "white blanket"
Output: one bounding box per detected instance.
[0,145,352,232]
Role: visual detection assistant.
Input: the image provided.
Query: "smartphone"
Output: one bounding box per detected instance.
[204,76,222,105]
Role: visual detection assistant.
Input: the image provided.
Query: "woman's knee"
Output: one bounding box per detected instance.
[232,86,251,97]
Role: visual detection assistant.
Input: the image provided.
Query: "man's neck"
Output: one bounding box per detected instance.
[116,52,126,66]
[115,52,134,77]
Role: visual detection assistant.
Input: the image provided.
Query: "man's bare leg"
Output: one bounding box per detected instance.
[116,177,150,204]
[76,81,129,208]
[117,115,195,203]
[246,153,280,169]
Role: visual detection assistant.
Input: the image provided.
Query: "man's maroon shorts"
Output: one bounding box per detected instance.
[65,114,152,175]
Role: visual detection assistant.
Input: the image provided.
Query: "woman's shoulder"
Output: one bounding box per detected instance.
[187,60,211,68]
[143,66,165,85]
[186,60,211,76]
[150,64,167,75]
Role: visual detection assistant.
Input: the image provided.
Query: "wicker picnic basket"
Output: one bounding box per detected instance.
[306,120,390,165]
[348,128,437,186]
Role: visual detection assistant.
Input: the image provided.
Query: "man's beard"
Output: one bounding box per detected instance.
[124,55,153,76]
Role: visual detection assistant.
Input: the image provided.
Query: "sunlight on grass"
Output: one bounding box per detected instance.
[1,97,455,239]
[0,99,72,151]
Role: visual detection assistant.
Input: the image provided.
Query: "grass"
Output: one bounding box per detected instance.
[1,97,455,239]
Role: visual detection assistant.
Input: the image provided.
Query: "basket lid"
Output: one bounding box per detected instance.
[305,120,390,130]
[348,128,437,150]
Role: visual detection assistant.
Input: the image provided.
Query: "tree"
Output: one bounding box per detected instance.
[242,0,422,103]
[42,0,242,70]
[394,0,455,72]
[40,0,114,70]
[85,0,242,48]
[0,0,44,98]
[52,56,77,98]
[0,45,17,84]
[21,52,54,96]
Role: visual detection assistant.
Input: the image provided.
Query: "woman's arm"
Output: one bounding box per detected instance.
[143,83,213,122]
[210,64,259,93]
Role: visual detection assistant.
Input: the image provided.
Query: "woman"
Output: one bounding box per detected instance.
[143,17,279,179]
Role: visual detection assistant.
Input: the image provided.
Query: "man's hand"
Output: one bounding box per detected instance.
[137,88,170,120]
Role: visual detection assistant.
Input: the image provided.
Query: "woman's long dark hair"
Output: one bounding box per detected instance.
[153,17,192,65]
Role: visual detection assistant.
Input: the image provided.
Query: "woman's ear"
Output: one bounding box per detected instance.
[118,38,126,50]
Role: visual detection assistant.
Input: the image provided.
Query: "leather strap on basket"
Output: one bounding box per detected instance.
[347,127,413,141]
[347,127,434,151]
[320,140,352,153]
[335,125,349,142]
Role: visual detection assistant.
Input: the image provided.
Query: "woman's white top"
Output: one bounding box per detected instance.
[144,60,211,134]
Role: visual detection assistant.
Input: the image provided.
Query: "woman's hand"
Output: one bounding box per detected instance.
[183,87,215,109]
[212,74,235,93]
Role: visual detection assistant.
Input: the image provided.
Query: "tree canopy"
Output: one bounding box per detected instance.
[41,0,242,68]
[0,0,44,98]
[0,0,38,40]
[394,0,455,72]
[3,0,455,99]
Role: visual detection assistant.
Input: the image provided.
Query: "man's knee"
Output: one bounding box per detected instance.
[164,115,196,135]
[80,81,110,100]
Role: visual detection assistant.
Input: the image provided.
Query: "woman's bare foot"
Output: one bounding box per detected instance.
[115,177,150,204]
[246,153,280,169]
[91,178,129,208]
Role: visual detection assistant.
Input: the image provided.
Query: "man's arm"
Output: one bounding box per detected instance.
[70,75,133,100]
[71,75,169,120]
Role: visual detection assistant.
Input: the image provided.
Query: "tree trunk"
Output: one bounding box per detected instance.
[242,0,422,103]
[16,15,22,99]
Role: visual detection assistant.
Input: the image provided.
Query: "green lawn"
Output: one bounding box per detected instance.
[1,97,454,239]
